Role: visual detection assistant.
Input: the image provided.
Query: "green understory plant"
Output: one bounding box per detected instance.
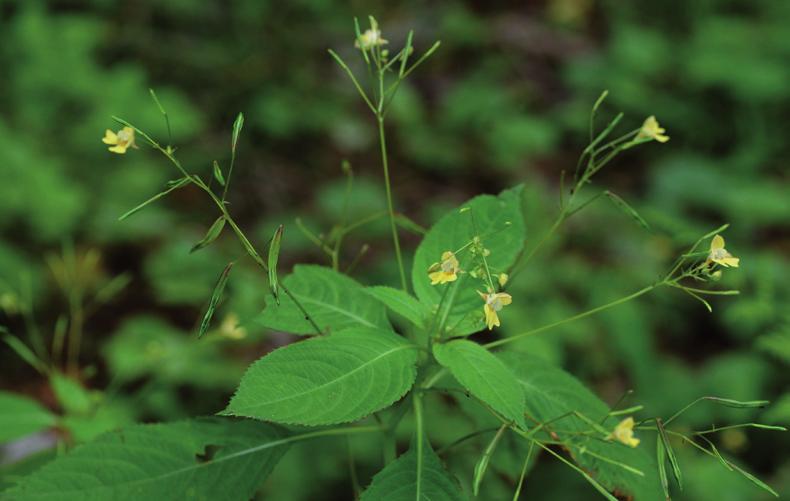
[2,17,785,501]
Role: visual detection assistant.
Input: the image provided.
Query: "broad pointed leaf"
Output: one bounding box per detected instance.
[433,340,526,429]
[225,328,418,426]
[254,265,390,335]
[499,352,663,501]
[360,442,465,501]
[364,286,431,328]
[0,391,56,443]
[5,417,287,500]
[412,186,525,337]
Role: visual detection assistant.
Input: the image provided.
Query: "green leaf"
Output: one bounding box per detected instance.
[190,216,226,254]
[213,160,225,186]
[0,391,56,443]
[198,262,234,339]
[433,340,526,429]
[267,225,283,305]
[254,265,390,335]
[499,353,663,501]
[412,186,525,337]
[364,286,430,328]
[224,328,417,426]
[50,372,93,415]
[5,417,287,500]
[118,178,190,221]
[360,441,465,501]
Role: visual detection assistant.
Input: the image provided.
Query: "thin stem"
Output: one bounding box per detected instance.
[512,441,535,501]
[413,391,425,501]
[122,123,324,335]
[377,116,407,291]
[484,284,661,349]
[508,212,566,283]
[328,50,376,113]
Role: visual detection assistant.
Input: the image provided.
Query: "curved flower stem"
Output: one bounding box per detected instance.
[484,283,661,350]
[377,116,408,291]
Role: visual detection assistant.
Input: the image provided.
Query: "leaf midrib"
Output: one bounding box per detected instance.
[232,342,415,412]
[294,292,382,328]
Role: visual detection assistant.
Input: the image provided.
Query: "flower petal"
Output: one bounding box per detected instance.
[102,129,118,145]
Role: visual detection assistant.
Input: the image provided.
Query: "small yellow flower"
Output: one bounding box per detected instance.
[498,273,509,287]
[478,291,512,330]
[428,251,460,285]
[707,235,739,268]
[355,20,388,51]
[219,313,247,340]
[636,116,669,143]
[102,127,137,154]
[608,417,640,447]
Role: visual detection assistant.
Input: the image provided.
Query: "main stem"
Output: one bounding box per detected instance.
[377,116,408,291]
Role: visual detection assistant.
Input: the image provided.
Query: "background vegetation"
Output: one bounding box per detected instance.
[1,0,788,499]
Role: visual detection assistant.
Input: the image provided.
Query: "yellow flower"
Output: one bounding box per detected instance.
[102,127,137,154]
[637,116,669,143]
[498,273,509,287]
[355,20,388,51]
[707,235,739,268]
[478,291,512,330]
[428,251,460,285]
[608,417,640,447]
[219,313,247,340]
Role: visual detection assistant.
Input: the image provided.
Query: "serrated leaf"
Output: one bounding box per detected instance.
[360,441,465,501]
[213,160,225,186]
[254,265,390,335]
[433,340,526,429]
[190,216,226,254]
[267,225,283,305]
[5,417,287,500]
[224,328,417,426]
[0,391,57,443]
[499,353,664,501]
[119,178,190,221]
[198,262,234,338]
[364,286,430,328]
[412,186,526,337]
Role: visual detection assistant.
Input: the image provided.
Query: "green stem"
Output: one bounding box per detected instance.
[377,116,407,291]
[484,283,661,350]
[508,211,567,283]
[413,391,425,501]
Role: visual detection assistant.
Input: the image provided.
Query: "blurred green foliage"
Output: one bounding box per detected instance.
[0,0,787,499]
